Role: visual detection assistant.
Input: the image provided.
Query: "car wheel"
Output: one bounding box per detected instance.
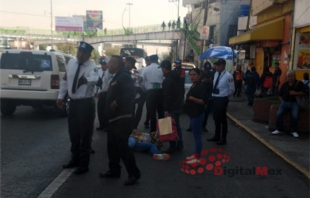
[1,100,16,115]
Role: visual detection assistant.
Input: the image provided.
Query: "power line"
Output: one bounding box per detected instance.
[0,10,49,17]
[294,5,310,24]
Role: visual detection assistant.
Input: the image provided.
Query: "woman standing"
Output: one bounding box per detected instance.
[184,69,207,164]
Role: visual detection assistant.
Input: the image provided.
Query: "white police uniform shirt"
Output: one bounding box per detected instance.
[58,59,98,100]
[140,63,164,90]
[101,69,113,92]
[212,70,235,97]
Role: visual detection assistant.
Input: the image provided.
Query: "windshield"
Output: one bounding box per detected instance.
[0,53,52,71]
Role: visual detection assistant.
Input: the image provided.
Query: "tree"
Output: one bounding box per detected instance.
[39,44,48,50]
[104,45,121,57]
[91,49,101,64]
[163,53,172,62]
[55,43,77,55]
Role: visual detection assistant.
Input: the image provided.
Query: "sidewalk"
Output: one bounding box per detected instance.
[227,96,310,180]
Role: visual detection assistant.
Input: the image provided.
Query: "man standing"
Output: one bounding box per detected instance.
[140,55,164,132]
[273,62,282,96]
[95,59,109,131]
[99,55,140,186]
[233,65,244,97]
[160,60,184,152]
[271,70,305,138]
[143,56,151,129]
[207,59,235,145]
[57,41,98,174]
[173,60,186,99]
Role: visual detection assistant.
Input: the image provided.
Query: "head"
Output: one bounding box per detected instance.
[145,56,151,66]
[149,55,159,64]
[236,65,241,71]
[203,61,212,74]
[251,66,256,72]
[263,66,270,73]
[286,70,296,83]
[108,55,124,74]
[303,72,309,81]
[174,60,182,68]
[124,57,136,71]
[159,60,172,75]
[76,42,94,64]
[99,59,108,71]
[275,62,280,69]
[214,59,226,72]
[189,68,201,83]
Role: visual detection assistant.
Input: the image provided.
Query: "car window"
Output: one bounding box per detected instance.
[0,52,52,71]
[64,56,72,65]
[56,55,66,72]
[185,71,191,84]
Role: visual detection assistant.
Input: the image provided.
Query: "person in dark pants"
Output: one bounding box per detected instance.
[233,65,244,97]
[95,59,109,130]
[272,62,282,96]
[160,60,184,153]
[173,59,186,99]
[143,56,151,129]
[99,55,140,186]
[57,41,98,175]
[207,59,235,145]
[140,55,164,132]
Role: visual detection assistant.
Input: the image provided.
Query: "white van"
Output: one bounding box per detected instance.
[0,49,74,116]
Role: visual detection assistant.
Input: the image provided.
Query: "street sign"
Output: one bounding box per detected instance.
[200,26,209,40]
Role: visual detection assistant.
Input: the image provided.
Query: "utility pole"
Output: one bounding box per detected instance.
[50,0,53,49]
[200,0,209,69]
[126,3,133,28]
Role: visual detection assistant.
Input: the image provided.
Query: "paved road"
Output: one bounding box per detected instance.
[1,105,309,198]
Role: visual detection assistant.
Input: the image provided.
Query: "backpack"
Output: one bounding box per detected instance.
[246,73,255,85]
[263,76,273,89]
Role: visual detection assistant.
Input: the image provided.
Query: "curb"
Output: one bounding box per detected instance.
[227,112,310,180]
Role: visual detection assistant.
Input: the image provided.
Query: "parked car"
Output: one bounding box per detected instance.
[172,62,196,70]
[0,49,74,116]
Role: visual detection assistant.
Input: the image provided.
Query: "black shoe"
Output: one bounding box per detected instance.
[124,175,140,186]
[207,137,220,142]
[163,148,177,153]
[62,161,79,169]
[217,139,227,145]
[74,167,89,175]
[99,171,120,178]
[96,127,104,130]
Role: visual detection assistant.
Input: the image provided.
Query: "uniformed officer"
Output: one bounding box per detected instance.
[99,55,140,186]
[207,59,235,145]
[140,54,164,132]
[57,41,98,174]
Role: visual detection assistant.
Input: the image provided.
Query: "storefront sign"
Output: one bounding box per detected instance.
[293,32,310,70]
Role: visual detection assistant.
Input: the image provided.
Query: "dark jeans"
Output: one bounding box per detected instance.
[68,97,95,168]
[213,97,229,139]
[106,118,140,177]
[234,80,243,96]
[146,89,164,132]
[272,83,279,96]
[97,92,107,128]
[190,113,204,156]
[276,101,299,132]
[133,87,146,129]
[245,85,255,104]
[168,110,183,149]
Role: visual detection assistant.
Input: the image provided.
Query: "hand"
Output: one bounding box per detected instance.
[189,96,195,101]
[94,93,99,98]
[289,90,297,95]
[56,99,65,109]
[202,78,208,82]
[77,76,87,88]
[110,102,116,110]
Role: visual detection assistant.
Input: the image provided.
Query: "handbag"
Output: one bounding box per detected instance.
[156,116,179,142]
[296,95,309,110]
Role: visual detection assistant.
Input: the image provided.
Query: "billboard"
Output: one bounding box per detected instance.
[86,10,103,31]
[55,16,83,32]
[294,32,310,70]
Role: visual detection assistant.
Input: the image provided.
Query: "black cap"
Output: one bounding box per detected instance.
[149,54,158,61]
[125,57,137,69]
[214,58,226,66]
[174,60,182,64]
[100,59,107,64]
[203,61,212,70]
[159,60,171,70]
[78,41,94,53]
[145,56,150,61]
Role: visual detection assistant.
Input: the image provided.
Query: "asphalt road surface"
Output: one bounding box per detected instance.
[1,105,309,198]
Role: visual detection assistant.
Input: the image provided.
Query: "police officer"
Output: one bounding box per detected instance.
[99,55,140,186]
[207,59,235,145]
[57,41,98,174]
[140,55,164,132]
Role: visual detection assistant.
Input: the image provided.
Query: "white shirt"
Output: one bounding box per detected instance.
[58,59,98,99]
[101,69,113,92]
[212,70,235,97]
[140,63,164,90]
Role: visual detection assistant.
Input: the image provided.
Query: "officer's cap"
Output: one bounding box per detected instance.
[145,56,150,61]
[125,57,137,69]
[214,58,226,66]
[149,54,159,61]
[159,60,172,70]
[78,41,94,53]
[203,61,212,71]
[100,59,107,65]
[174,60,182,64]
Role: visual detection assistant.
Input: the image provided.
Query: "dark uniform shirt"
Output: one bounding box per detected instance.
[273,68,282,84]
[279,80,304,102]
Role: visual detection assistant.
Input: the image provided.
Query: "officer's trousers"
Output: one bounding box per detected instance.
[213,97,229,139]
[146,89,164,132]
[97,92,107,129]
[68,97,95,168]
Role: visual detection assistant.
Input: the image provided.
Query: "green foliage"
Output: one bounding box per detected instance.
[91,49,101,64]
[55,43,77,55]
[163,52,172,61]
[39,44,48,51]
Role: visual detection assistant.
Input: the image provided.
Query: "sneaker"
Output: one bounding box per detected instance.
[271,130,282,135]
[291,132,299,138]
[153,154,170,161]
[186,158,200,164]
[186,155,195,161]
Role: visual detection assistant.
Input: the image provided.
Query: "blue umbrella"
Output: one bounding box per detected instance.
[199,46,238,60]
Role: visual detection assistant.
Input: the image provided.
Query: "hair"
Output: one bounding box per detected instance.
[245,70,250,74]
[263,66,269,73]
[303,72,309,80]
[111,55,124,67]
[189,68,201,75]
[286,70,295,77]
[251,66,256,71]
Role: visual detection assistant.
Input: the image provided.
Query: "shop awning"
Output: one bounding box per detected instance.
[229,18,284,45]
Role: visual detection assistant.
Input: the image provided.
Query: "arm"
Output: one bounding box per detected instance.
[163,79,174,111]
[180,69,185,79]
[56,74,68,109]
[189,96,205,105]
[85,66,99,86]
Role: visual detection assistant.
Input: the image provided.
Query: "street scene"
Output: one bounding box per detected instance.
[1,0,310,198]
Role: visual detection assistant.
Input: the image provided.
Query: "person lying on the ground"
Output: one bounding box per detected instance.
[128,130,170,161]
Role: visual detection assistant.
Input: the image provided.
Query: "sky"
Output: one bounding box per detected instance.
[0,0,188,30]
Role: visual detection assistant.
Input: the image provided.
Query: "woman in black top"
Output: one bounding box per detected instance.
[184,68,206,164]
